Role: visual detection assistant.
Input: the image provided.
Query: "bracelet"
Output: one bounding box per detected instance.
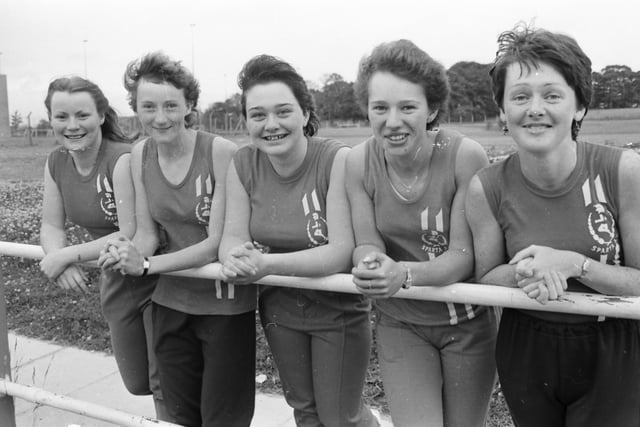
[141,257,150,277]
[579,256,590,279]
[401,263,413,289]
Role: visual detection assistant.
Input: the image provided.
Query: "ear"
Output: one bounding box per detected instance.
[574,106,586,122]
[499,108,506,123]
[427,109,438,124]
[100,114,105,125]
[303,110,310,127]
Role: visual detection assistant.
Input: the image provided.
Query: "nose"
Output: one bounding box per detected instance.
[67,116,80,130]
[153,109,169,125]
[528,96,545,117]
[265,113,279,131]
[386,108,402,128]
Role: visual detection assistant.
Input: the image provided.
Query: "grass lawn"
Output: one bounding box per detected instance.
[2,117,640,425]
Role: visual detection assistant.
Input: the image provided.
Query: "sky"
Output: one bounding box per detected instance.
[1,0,638,123]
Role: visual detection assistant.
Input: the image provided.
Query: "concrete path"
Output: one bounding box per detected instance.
[6,333,391,427]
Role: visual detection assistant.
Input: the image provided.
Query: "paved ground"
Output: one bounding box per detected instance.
[5,333,391,426]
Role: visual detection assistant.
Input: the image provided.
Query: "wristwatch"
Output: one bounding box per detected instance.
[401,263,413,289]
[141,257,150,277]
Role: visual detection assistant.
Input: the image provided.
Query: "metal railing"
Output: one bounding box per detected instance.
[2,241,640,426]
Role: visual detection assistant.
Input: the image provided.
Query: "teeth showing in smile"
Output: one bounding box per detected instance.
[264,134,287,141]
[65,134,86,140]
[524,124,551,134]
[387,134,408,142]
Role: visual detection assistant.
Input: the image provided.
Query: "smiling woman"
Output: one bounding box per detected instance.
[347,40,497,427]
[39,76,164,417]
[219,54,378,427]
[98,52,256,426]
[466,24,640,427]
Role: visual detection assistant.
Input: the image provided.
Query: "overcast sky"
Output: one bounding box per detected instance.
[1,0,638,123]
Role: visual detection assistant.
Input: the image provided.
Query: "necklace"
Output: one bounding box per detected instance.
[388,163,422,191]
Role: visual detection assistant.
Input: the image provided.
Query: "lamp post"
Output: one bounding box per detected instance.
[189,24,195,73]
[82,40,88,78]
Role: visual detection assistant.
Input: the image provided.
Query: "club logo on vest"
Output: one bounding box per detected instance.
[586,203,616,247]
[306,212,328,246]
[419,206,448,255]
[421,230,448,255]
[195,174,213,225]
[96,174,118,226]
[302,189,328,247]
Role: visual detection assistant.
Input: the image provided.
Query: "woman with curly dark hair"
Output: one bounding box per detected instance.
[219,54,378,427]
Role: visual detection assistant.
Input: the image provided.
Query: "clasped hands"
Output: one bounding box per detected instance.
[351,252,406,298]
[97,236,145,276]
[510,245,581,304]
[220,241,267,284]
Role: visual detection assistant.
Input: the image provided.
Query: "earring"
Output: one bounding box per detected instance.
[502,125,509,135]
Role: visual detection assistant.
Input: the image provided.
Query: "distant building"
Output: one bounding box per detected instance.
[0,74,10,138]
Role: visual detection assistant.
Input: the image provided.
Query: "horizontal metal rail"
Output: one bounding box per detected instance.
[0,379,179,427]
[2,241,640,320]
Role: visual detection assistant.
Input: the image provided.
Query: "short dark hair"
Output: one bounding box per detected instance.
[45,76,134,143]
[489,24,592,140]
[237,54,320,136]
[123,51,200,128]
[354,39,449,131]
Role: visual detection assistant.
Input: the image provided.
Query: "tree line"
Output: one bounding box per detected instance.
[203,62,640,130]
[10,62,640,136]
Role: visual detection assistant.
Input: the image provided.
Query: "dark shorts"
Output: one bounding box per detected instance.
[497,308,640,427]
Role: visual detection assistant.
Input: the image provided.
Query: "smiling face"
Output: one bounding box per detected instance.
[500,61,586,154]
[50,91,104,153]
[135,79,191,144]
[367,72,435,157]
[244,81,309,157]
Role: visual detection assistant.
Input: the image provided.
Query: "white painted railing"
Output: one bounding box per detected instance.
[2,241,640,319]
[2,240,640,426]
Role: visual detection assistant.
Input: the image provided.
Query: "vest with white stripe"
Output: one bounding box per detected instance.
[478,140,623,294]
[364,129,485,326]
[142,132,256,315]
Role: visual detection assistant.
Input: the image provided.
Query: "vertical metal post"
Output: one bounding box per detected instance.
[0,270,16,427]
[83,40,88,78]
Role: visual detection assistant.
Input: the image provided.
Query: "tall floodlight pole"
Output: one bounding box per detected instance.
[190,24,195,74]
[82,40,88,78]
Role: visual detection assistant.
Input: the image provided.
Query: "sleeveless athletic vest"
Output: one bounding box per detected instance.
[48,140,130,239]
[142,131,256,315]
[364,129,486,326]
[234,137,370,327]
[478,140,623,293]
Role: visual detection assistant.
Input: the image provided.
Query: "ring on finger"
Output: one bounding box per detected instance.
[368,280,372,290]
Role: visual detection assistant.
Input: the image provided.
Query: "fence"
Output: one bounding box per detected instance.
[2,241,640,425]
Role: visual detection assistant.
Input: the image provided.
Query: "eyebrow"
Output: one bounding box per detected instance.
[247,103,295,111]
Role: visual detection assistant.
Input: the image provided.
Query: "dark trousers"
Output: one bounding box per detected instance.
[261,309,377,427]
[497,308,640,427]
[153,303,256,427]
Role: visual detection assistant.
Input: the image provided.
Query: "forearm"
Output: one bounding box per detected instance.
[58,231,129,264]
[352,244,384,266]
[147,237,217,275]
[479,264,518,287]
[266,243,353,277]
[131,232,159,258]
[407,249,474,287]
[219,236,248,264]
[40,225,68,254]
[578,257,640,296]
